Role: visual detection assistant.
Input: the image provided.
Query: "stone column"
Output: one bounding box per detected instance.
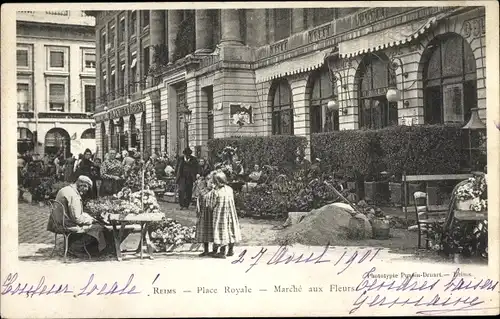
[246,9,267,47]
[291,8,305,33]
[167,10,183,62]
[150,11,166,60]
[195,10,213,52]
[220,9,242,45]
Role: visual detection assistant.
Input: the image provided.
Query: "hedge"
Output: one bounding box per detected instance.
[207,135,307,172]
[378,124,466,176]
[311,129,383,179]
[311,125,466,179]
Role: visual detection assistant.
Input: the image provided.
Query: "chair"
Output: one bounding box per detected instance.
[413,191,445,249]
[47,199,92,263]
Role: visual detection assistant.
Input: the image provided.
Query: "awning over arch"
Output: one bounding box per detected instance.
[255,48,332,83]
[339,12,450,59]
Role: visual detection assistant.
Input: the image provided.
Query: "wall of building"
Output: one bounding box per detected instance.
[91,7,487,160]
[16,10,96,157]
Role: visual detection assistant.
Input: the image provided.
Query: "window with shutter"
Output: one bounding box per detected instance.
[84,53,96,69]
[17,50,28,67]
[17,83,30,111]
[50,51,64,68]
[49,84,65,111]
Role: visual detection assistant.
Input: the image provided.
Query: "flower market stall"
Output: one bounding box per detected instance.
[439,173,488,261]
[83,158,197,261]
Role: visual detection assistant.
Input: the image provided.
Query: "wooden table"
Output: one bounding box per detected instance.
[108,213,163,261]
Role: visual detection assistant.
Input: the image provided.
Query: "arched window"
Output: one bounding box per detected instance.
[357,53,398,129]
[310,68,338,133]
[45,128,70,158]
[271,79,293,135]
[81,128,96,139]
[423,34,476,124]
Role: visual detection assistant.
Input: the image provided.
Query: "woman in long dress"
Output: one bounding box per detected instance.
[194,172,216,256]
[210,170,242,258]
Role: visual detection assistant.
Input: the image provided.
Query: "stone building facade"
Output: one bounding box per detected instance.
[16,10,97,158]
[88,6,486,159]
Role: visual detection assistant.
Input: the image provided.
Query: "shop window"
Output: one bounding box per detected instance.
[271,79,294,135]
[310,68,338,133]
[357,53,398,129]
[423,34,477,124]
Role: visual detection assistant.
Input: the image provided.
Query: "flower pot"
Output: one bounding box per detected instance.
[372,218,390,239]
[389,182,404,206]
[456,199,474,211]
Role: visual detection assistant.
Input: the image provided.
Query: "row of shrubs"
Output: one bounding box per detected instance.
[208,125,470,181]
[207,135,308,174]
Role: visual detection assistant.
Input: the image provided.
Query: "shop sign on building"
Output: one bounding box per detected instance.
[94,101,146,122]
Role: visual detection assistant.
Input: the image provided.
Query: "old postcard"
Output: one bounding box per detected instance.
[1,1,499,317]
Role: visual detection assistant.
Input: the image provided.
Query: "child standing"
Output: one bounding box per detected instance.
[210,170,242,258]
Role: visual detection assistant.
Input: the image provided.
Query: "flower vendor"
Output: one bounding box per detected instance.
[210,170,242,258]
[46,175,112,257]
[175,147,199,210]
[100,149,125,196]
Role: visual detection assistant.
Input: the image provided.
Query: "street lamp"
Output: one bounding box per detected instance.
[462,108,487,172]
[182,106,192,150]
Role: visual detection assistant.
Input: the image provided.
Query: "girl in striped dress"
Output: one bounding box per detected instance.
[210,170,242,258]
[195,172,216,256]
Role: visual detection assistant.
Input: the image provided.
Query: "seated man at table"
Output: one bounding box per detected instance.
[47,175,112,258]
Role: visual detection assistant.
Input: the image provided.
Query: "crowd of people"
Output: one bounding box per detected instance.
[39,145,246,259]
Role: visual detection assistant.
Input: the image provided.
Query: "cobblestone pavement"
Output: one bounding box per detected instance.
[17,199,283,262]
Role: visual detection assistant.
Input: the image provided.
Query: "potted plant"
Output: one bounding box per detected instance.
[455,175,487,211]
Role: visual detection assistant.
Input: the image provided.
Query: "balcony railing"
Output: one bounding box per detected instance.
[45,10,69,16]
[18,11,35,14]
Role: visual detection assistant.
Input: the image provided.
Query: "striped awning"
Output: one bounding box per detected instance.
[339,13,448,59]
[255,49,331,83]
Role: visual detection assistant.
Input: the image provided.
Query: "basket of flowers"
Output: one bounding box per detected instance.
[148,218,197,252]
[455,174,487,212]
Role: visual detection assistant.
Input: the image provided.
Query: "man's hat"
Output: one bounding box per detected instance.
[77,175,93,187]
